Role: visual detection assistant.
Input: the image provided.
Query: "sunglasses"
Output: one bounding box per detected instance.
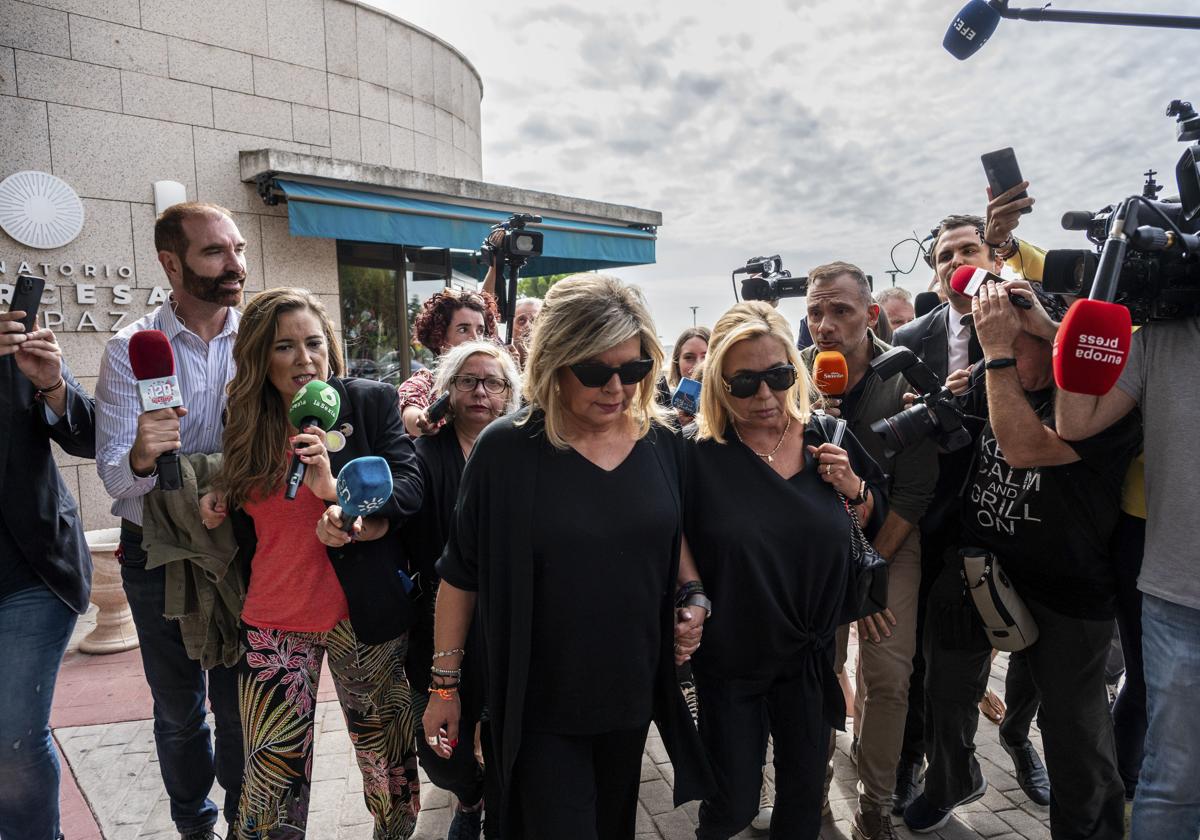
[568,358,654,388]
[722,364,797,398]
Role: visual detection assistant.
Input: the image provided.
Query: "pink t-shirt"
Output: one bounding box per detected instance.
[241,484,350,633]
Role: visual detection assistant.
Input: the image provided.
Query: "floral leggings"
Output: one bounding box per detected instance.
[235,621,419,840]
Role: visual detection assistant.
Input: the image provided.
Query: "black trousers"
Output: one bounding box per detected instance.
[899,527,946,768]
[998,650,1041,748]
[1110,512,1147,799]
[922,562,1125,840]
[693,665,830,840]
[512,724,649,840]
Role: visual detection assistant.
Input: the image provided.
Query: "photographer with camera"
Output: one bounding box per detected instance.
[799,262,938,840]
[902,280,1139,838]
[1056,315,1200,840]
[891,204,1049,813]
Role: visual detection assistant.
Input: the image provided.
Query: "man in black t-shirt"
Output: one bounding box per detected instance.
[903,280,1138,840]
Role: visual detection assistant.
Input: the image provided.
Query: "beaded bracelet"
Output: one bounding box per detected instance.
[432,648,466,660]
[430,667,462,678]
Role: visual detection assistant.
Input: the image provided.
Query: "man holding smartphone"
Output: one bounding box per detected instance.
[0,306,96,840]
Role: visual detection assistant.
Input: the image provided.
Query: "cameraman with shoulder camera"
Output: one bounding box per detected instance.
[800,262,938,840]
[1057,318,1200,840]
[903,280,1139,838]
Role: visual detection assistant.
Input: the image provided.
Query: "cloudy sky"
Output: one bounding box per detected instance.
[379,0,1196,341]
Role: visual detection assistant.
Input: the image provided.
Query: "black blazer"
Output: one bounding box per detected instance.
[0,358,96,613]
[892,302,951,381]
[231,376,423,644]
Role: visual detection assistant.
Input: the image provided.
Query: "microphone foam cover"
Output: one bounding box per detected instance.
[813,350,849,396]
[336,456,393,519]
[914,291,941,318]
[943,0,1001,60]
[950,265,1001,298]
[287,380,341,431]
[128,329,176,380]
[1053,299,1132,395]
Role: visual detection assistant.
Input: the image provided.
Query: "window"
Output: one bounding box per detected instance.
[336,242,453,386]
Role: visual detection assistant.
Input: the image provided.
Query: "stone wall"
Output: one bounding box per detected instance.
[0,0,484,531]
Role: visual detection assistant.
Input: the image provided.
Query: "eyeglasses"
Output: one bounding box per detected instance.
[722,364,797,398]
[568,358,654,388]
[450,374,510,394]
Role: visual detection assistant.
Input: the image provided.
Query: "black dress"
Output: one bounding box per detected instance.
[437,410,713,838]
[684,419,886,840]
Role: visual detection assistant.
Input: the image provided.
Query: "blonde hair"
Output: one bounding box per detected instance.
[697,301,815,444]
[218,288,345,508]
[521,274,665,449]
[432,340,523,417]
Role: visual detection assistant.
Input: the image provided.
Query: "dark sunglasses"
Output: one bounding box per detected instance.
[568,358,654,388]
[722,364,797,398]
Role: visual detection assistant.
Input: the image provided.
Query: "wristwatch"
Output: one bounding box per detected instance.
[684,593,713,617]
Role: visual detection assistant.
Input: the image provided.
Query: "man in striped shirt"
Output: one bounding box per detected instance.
[95,203,245,840]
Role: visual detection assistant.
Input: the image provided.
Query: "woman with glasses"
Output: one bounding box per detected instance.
[398,288,501,436]
[398,340,521,840]
[687,301,886,840]
[422,275,712,839]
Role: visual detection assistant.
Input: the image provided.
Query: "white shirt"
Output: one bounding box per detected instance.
[94,301,239,525]
[946,306,973,375]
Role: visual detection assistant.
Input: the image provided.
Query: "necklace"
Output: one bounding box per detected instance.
[733,415,792,463]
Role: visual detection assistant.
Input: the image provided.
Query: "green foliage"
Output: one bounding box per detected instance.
[516,272,573,299]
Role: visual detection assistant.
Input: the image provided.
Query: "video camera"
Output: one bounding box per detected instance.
[868,347,972,457]
[731,255,808,302]
[484,212,544,267]
[1043,100,1200,324]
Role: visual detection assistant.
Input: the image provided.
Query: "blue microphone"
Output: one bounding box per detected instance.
[944,0,1003,59]
[335,456,393,534]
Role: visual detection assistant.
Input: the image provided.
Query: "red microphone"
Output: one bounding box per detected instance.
[949,265,1033,309]
[1052,300,1132,395]
[1053,198,1135,395]
[813,350,848,396]
[128,329,184,491]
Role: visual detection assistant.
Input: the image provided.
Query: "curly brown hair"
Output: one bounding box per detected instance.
[413,288,500,352]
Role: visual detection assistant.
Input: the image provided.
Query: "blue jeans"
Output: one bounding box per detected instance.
[120,525,243,833]
[1131,593,1200,840]
[0,584,77,840]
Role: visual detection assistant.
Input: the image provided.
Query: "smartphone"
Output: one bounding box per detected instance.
[981,147,1032,213]
[8,274,46,333]
[425,392,451,425]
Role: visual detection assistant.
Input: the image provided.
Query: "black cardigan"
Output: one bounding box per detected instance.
[231,376,423,644]
[437,409,714,835]
[0,358,96,613]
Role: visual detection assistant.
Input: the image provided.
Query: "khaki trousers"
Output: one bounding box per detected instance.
[853,529,923,809]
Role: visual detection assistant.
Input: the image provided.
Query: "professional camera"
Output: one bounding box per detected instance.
[731,255,808,302]
[1043,100,1200,324]
[868,347,972,457]
[484,212,544,265]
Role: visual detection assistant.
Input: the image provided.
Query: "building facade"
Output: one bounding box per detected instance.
[0,0,658,532]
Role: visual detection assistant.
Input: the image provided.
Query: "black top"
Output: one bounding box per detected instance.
[0,517,41,599]
[0,357,96,613]
[526,439,674,733]
[684,421,888,690]
[961,388,1140,620]
[436,411,714,834]
[404,424,467,600]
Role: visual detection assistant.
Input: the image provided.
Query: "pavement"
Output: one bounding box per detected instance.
[55,610,1052,840]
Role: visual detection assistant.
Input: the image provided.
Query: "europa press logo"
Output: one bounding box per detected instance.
[0,171,86,250]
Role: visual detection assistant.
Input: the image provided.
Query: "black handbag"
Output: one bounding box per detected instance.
[808,413,889,623]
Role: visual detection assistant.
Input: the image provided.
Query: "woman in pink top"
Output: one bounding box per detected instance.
[208,288,423,840]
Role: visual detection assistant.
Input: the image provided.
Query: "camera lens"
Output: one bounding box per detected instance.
[871,404,937,457]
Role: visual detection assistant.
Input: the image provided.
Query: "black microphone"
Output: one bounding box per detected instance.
[943,0,1003,60]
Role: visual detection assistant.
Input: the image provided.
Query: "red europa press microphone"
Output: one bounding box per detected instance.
[1053,202,1135,395]
[813,350,849,396]
[127,329,184,491]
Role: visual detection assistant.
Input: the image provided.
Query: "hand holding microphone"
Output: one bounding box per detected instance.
[970,279,1024,358]
[128,329,186,490]
[813,350,848,417]
[318,456,394,546]
[285,380,341,500]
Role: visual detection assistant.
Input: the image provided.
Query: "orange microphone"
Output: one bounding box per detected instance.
[813,350,849,396]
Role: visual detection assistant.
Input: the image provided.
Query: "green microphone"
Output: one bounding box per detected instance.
[284,380,341,500]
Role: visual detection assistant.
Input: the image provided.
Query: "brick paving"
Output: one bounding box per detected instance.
[56,612,1052,839]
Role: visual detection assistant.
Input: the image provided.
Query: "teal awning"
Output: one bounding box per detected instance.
[276,179,656,276]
